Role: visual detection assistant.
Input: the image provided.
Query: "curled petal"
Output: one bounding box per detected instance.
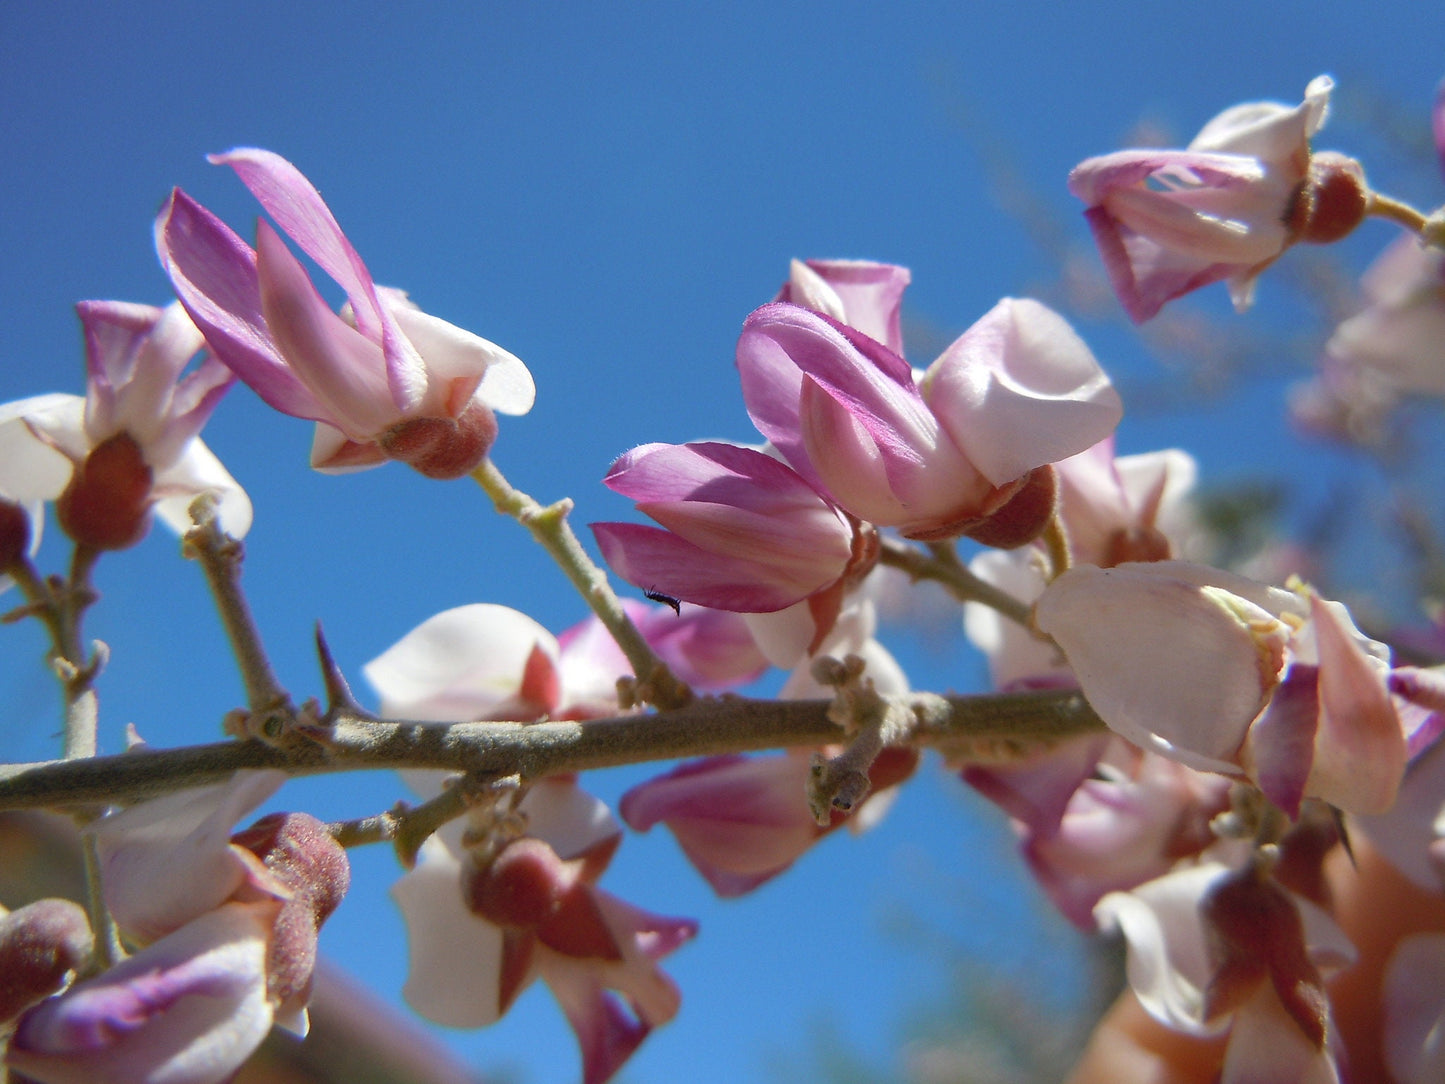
[363,603,562,721]
[7,901,279,1084]
[922,298,1122,487]
[89,771,288,943]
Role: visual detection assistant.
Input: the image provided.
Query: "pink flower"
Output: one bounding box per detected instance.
[156,148,534,479]
[620,745,916,898]
[0,302,250,551]
[591,441,875,651]
[88,770,289,944]
[1096,861,1354,1084]
[390,780,695,1084]
[1320,236,1445,397]
[776,259,910,355]
[1069,76,1342,322]
[1383,933,1445,1084]
[6,900,282,1084]
[1035,561,1407,815]
[735,298,1120,542]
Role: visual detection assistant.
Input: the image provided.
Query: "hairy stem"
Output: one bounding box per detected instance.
[470,457,691,709]
[0,689,1103,812]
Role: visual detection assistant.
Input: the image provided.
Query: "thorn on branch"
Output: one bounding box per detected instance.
[315,623,364,715]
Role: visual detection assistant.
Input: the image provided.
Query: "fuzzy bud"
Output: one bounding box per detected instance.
[378,399,499,480]
[0,899,93,1025]
[232,812,350,1014]
[1289,152,1370,245]
[0,498,32,571]
[55,433,154,551]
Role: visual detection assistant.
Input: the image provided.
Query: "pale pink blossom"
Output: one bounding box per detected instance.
[87,770,289,944]
[6,900,282,1084]
[391,781,694,1084]
[1035,561,1406,815]
[776,258,910,355]
[1069,76,1337,322]
[736,298,1120,542]
[592,440,873,652]
[1320,236,1445,397]
[1096,861,1354,1084]
[0,302,250,551]
[156,149,533,478]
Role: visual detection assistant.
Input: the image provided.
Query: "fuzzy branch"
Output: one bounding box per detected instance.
[0,689,1102,812]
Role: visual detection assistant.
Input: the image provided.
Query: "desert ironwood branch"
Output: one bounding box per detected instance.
[0,689,1103,812]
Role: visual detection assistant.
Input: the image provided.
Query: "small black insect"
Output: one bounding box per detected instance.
[644,588,682,615]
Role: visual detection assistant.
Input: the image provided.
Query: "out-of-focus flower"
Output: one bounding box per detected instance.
[0,899,92,1027]
[1035,561,1406,816]
[156,148,534,479]
[735,298,1120,543]
[1069,76,1357,322]
[0,302,250,551]
[391,779,694,1084]
[592,440,875,653]
[623,602,915,895]
[1096,860,1354,1084]
[1383,932,1445,1084]
[776,259,910,355]
[1319,236,1445,397]
[6,900,282,1084]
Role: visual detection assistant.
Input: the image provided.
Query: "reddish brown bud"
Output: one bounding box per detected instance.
[232,812,350,928]
[464,837,569,929]
[233,812,350,1014]
[0,498,32,570]
[958,464,1059,549]
[1288,152,1370,245]
[0,899,93,1024]
[55,433,154,551]
[378,400,499,480]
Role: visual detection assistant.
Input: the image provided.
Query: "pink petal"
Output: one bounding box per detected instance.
[156,190,321,420]
[1306,594,1406,814]
[1035,564,1288,773]
[363,603,561,721]
[922,298,1122,487]
[779,259,911,355]
[89,771,288,944]
[7,902,277,1084]
[620,755,820,896]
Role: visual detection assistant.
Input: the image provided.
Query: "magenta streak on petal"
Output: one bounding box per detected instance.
[156,190,323,420]
[1248,664,1320,818]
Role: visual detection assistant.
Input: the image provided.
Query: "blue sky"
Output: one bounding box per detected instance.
[3,3,1443,1081]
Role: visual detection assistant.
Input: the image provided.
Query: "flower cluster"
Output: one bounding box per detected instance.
[2,772,349,1084]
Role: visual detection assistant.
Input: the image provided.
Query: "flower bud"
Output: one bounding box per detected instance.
[0,497,32,571]
[378,399,499,480]
[55,432,154,551]
[0,899,93,1025]
[1289,152,1370,245]
[956,465,1058,549]
[232,812,350,1014]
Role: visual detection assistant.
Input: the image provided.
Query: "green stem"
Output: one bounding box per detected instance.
[1367,192,1429,236]
[470,457,691,709]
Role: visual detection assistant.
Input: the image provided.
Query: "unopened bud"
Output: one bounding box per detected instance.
[1289,152,1370,245]
[0,899,93,1025]
[0,498,32,570]
[958,464,1059,549]
[56,433,153,551]
[233,812,350,1014]
[378,400,499,480]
